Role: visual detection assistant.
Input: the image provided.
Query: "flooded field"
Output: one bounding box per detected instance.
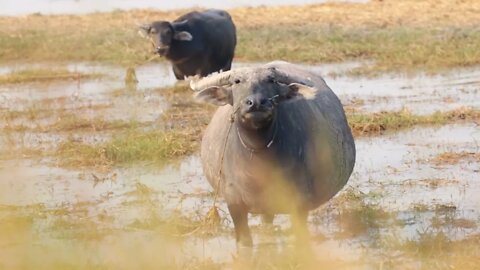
[1,60,479,269]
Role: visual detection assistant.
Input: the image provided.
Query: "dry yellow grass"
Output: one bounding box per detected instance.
[2,0,476,29]
[1,0,479,73]
[431,151,480,166]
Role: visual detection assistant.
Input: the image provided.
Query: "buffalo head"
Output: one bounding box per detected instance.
[191,67,316,131]
[140,20,193,56]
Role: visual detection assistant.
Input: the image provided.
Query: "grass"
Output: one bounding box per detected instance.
[55,84,210,168]
[3,78,478,166]
[52,97,480,168]
[430,151,480,166]
[237,25,480,75]
[57,129,198,167]
[347,108,480,136]
[0,68,102,84]
[3,113,138,133]
[0,0,479,74]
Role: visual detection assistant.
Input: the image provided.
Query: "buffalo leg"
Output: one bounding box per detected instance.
[227,204,252,247]
[291,208,309,243]
[261,214,274,226]
[223,60,232,72]
[172,66,184,80]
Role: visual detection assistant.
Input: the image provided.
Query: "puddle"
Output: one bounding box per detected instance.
[0,0,369,16]
[0,62,173,124]
[327,67,480,114]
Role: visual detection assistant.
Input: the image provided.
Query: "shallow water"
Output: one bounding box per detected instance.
[0,0,369,16]
[328,67,480,114]
[1,61,479,122]
[1,61,479,267]
[1,123,478,259]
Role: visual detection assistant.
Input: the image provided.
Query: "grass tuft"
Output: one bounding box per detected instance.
[347,108,480,136]
[0,68,102,84]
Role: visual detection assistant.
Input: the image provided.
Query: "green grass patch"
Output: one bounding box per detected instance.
[57,129,198,167]
[0,68,103,84]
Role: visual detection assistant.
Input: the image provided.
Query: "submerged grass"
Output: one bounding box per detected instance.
[0,0,479,74]
[0,68,102,84]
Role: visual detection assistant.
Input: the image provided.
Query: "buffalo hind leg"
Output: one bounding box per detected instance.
[227,204,253,247]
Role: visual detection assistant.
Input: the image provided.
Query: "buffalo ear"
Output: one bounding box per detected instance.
[195,86,232,106]
[173,31,193,41]
[139,24,152,34]
[280,83,317,101]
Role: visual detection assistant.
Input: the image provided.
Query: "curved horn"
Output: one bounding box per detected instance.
[189,70,235,91]
[173,19,188,26]
[267,66,315,87]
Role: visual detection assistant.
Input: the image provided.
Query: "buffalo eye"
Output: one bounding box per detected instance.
[245,99,253,106]
[234,79,241,84]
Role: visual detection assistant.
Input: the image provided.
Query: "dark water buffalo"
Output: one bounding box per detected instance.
[191,62,356,247]
[141,9,236,80]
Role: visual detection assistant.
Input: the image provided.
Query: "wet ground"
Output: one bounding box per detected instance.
[0,61,479,268]
[0,0,369,16]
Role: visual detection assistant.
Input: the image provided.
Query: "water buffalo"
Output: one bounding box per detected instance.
[141,9,236,80]
[191,62,356,247]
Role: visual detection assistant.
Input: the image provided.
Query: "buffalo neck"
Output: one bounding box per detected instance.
[235,118,278,153]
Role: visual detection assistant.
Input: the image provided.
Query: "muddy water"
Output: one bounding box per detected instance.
[1,123,478,263]
[0,0,369,16]
[1,61,480,267]
[2,61,479,122]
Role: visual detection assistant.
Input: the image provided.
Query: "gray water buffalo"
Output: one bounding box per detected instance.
[141,9,236,80]
[191,62,356,247]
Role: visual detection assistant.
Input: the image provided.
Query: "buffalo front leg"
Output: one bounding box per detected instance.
[172,66,184,80]
[261,214,274,225]
[291,208,310,243]
[227,204,253,247]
